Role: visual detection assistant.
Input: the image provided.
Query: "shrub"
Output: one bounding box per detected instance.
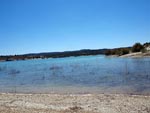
[132,43,144,52]
[105,50,112,55]
[143,42,150,47]
[122,48,130,55]
[105,48,130,56]
[141,48,147,53]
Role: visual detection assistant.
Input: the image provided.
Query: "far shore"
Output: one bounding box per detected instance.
[1,52,150,62]
[0,93,150,113]
[106,51,150,58]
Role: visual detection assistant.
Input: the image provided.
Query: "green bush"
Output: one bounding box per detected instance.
[143,42,150,47]
[122,48,130,55]
[132,43,144,52]
[105,50,112,55]
[141,48,147,53]
[105,48,130,56]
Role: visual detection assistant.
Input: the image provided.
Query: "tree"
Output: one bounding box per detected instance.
[105,50,112,55]
[121,48,130,55]
[132,43,143,52]
[143,42,150,47]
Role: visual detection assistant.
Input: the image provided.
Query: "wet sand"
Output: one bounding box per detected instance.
[0,93,150,113]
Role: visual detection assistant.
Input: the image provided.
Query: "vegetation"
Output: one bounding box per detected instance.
[105,42,150,56]
[105,48,130,56]
[0,42,149,61]
[143,42,150,47]
[142,42,150,53]
[0,49,107,61]
[132,43,144,52]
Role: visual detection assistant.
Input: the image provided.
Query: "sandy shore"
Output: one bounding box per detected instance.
[120,52,150,58]
[0,93,150,113]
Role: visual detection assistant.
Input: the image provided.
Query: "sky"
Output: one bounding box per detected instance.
[0,0,150,55]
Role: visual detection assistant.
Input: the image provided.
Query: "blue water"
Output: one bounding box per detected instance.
[0,55,150,94]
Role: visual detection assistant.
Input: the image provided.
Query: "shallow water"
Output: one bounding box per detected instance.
[0,55,150,94]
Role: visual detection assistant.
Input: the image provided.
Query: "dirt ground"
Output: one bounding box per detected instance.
[0,93,150,113]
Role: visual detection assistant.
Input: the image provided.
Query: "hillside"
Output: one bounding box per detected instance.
[105,42,150,57]
[0,49,108,61]
[0,42,149,62]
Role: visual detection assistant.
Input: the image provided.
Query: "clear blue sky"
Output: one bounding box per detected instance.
[0,0,150,55]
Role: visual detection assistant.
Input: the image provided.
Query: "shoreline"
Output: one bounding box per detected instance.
[106,52,150,58]
[0,93,150,113]
[1,52,150,62]
[119,52,150,58]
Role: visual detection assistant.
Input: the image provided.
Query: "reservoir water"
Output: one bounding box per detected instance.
[0,55,150,94]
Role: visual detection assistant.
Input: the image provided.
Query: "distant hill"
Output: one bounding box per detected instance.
[1,42,149,62]
[0,49,108,61]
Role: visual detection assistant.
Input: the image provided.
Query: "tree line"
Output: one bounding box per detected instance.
[105,42,150,56]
